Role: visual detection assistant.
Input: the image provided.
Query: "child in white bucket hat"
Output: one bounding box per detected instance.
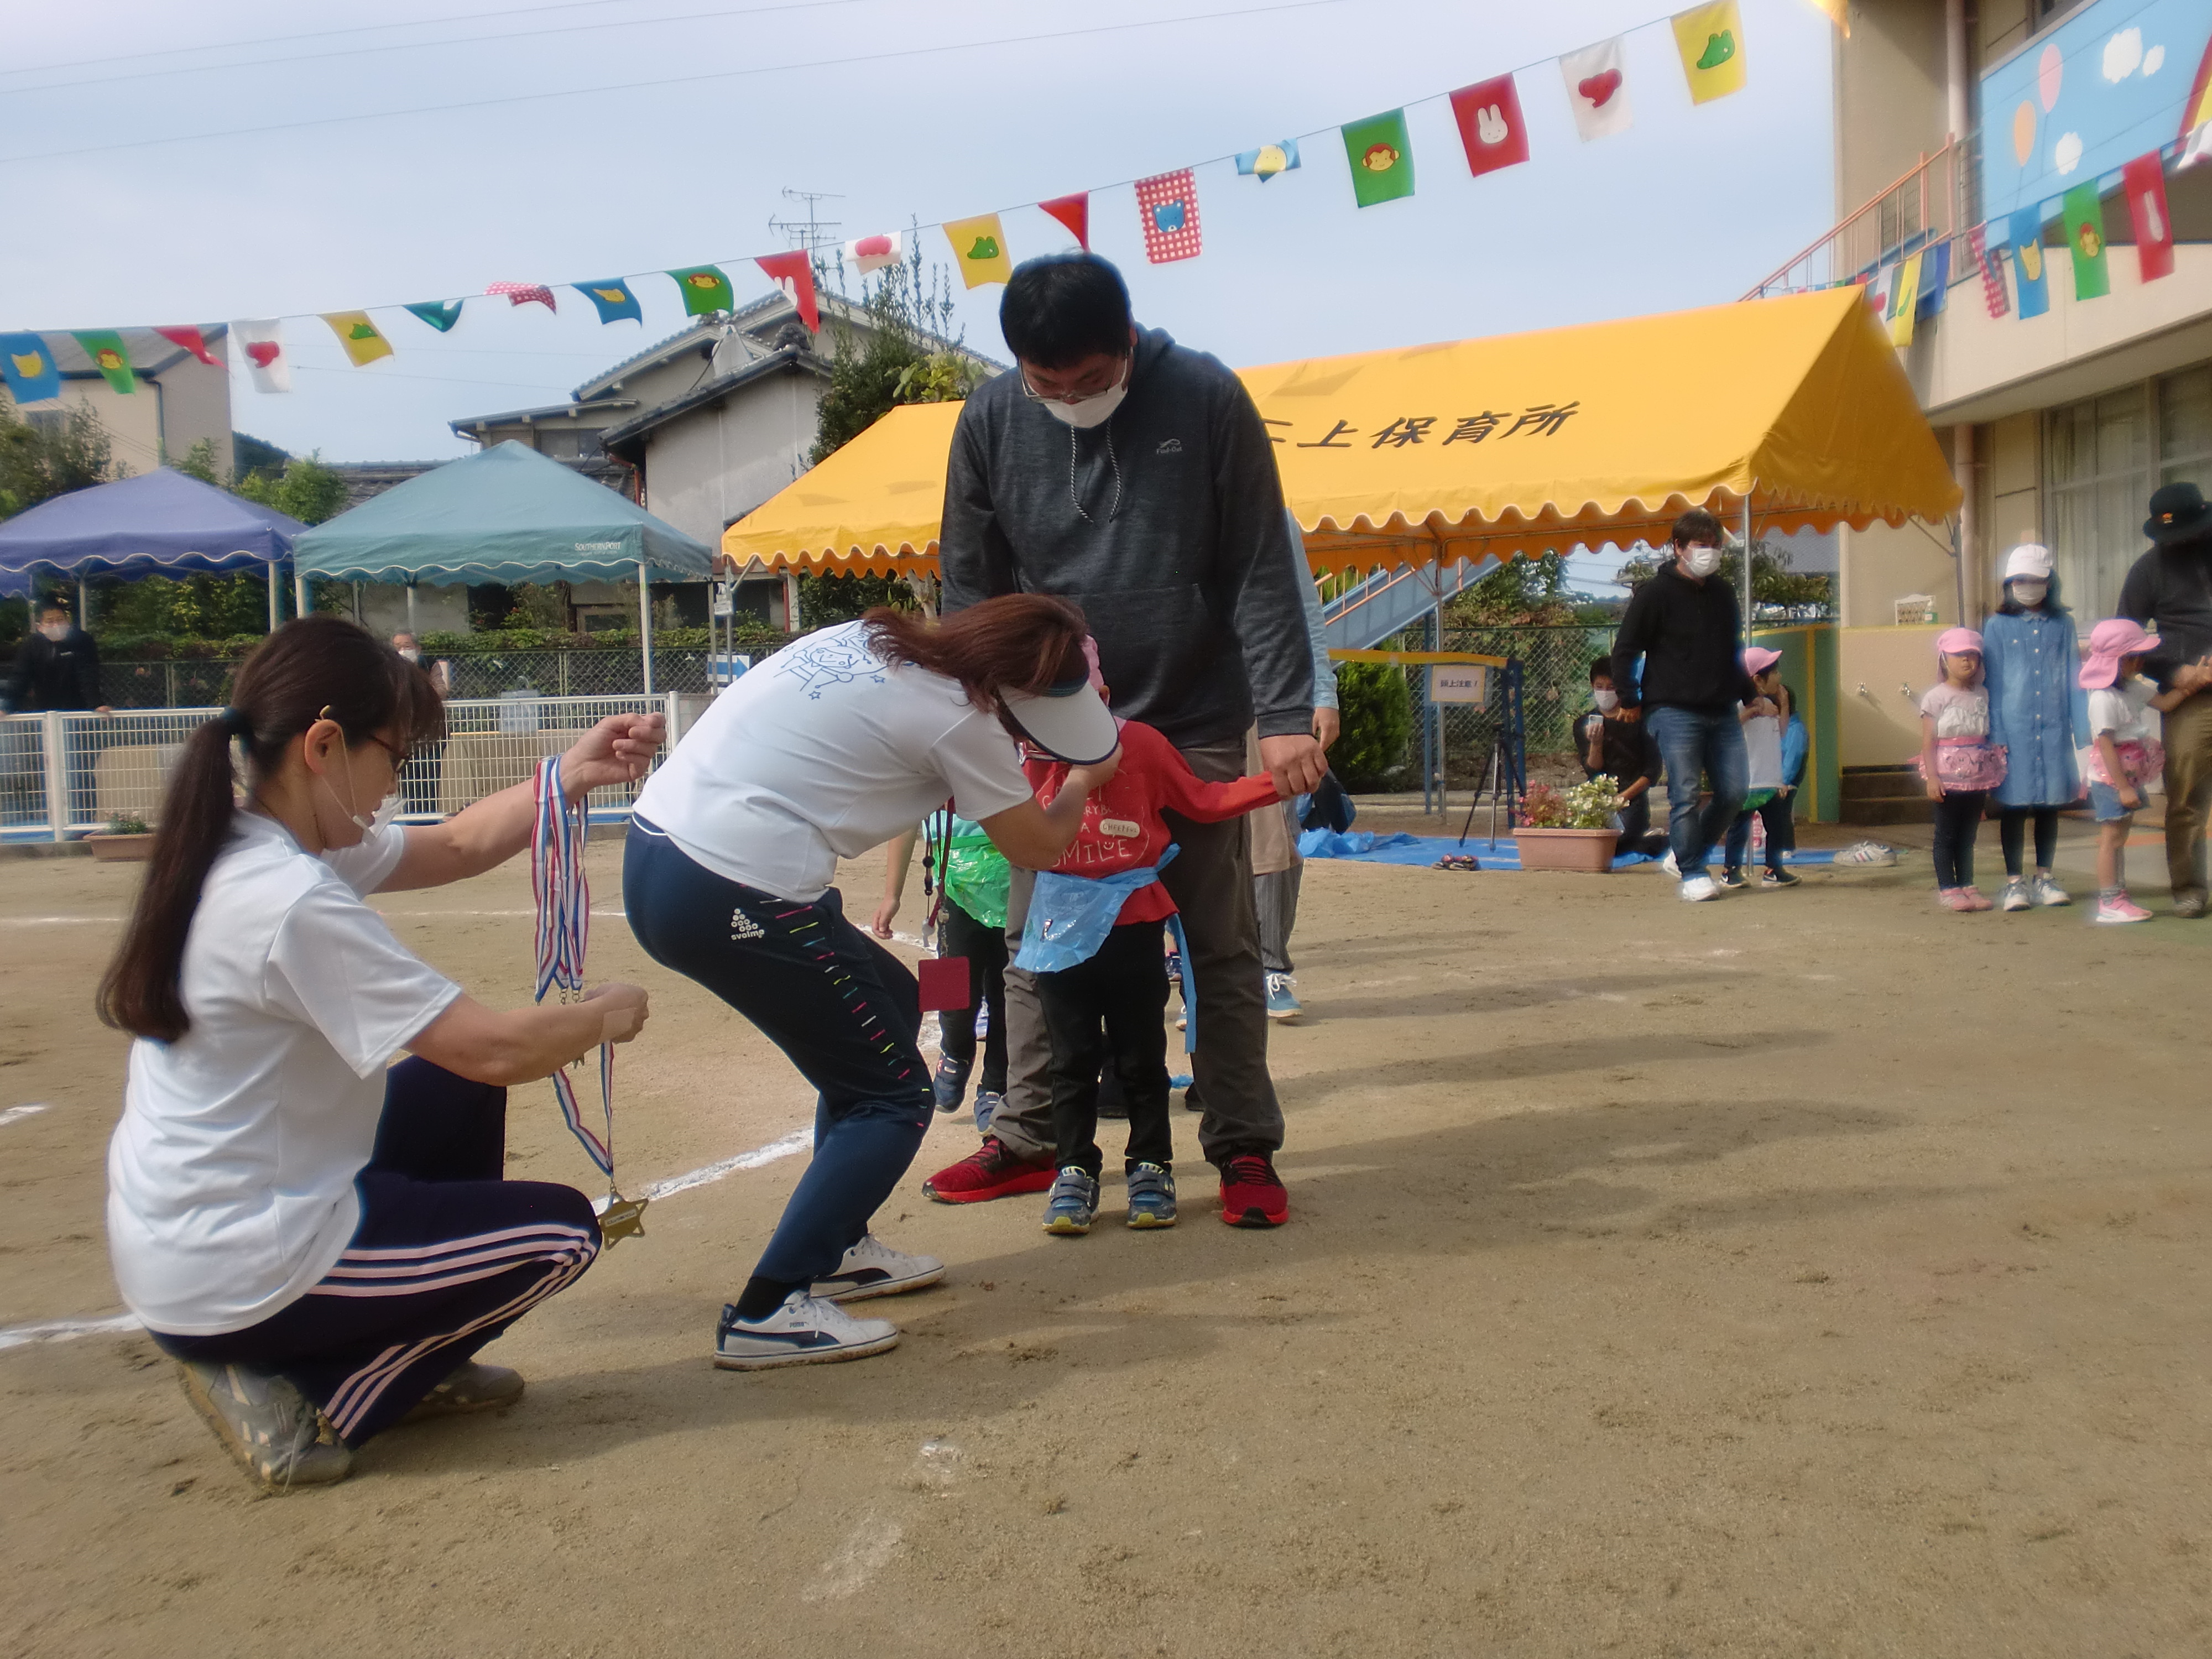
[1983,542,2085,911]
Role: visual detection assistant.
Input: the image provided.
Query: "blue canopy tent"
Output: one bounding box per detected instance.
[293,441,714,691]
[0,468,306,628]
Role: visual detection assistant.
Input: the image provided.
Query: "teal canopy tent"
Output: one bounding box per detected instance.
[293,441,714,691]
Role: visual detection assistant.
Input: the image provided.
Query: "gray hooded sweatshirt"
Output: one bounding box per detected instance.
[939,326,1315,749]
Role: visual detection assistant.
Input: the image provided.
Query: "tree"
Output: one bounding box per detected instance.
[797,251,985,625]
[1442,550,1585,627]
[234,453,347,526]
[0,400,119,522]
[1615,539,1834,619]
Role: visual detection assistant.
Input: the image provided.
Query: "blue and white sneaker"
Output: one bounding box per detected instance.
[1125,1162,1177,1229]
[931,1057,971,1115]
[713,1292,899,1370]
[1264,973,1301,1021]
[1043,1167,1100,1236]
[810,1234,943,1303]
[972,1089,1003,1135]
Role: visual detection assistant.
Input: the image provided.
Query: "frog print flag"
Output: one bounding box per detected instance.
[1671,2,1746,104]
[322,311,394,367]
[945,213,1014,288]
[1342,109,1415,208]
[1136,169,1202,263]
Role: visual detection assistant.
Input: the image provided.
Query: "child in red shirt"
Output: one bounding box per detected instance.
[1021,719,1281,1234]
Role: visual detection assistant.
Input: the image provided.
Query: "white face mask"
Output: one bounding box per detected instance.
[320,748,400,836]
[39,622,69,641]
[2008,579,2048,607]
[1031,359,1130,429]
[397,647,421,664]
[1593,688,1619,712]
[1680,544,1723,579]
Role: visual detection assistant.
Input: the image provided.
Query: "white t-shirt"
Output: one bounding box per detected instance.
[632,620,1037,901]
[1918,681,1990,738]
[106,815,461,1335]
[2087,680,2154,744]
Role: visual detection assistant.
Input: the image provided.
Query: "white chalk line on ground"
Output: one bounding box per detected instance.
[0,1314,139,1352]
[1,1103,51,1127]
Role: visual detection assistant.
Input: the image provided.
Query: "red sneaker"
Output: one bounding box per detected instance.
[922,1136,1056,1204]
[1218,1153,1288,1228]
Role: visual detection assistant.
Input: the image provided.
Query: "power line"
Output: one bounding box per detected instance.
[0,0,1361,166]
[2,0,875,100]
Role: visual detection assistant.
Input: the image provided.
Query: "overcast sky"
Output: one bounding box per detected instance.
[2,0,1838,583]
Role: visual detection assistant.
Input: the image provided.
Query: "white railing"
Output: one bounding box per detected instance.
[1,693,690,842]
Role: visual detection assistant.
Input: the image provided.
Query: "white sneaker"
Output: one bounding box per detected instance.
[810,1234,944,1303]
[2030,874,2072,907]
[1679,874,1719,902]
[1660,850,1679,876]
[714,1291,899,1370]
[2001,878,2032,912]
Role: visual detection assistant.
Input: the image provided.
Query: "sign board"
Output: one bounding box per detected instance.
[1429,664,1488,704]
[710,580,735,618]
[1894,594,1936,626]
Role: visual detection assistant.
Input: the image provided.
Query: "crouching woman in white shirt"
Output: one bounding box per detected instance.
[624,593,1120,1370]
[100,617,660,1491]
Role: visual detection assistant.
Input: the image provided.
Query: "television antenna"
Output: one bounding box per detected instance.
[768,187,843,253]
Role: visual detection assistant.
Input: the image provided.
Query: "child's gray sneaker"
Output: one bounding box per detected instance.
[1125,1162,1177,1229]
[1044,1167,1100,1235]
[178,1360,353,1491]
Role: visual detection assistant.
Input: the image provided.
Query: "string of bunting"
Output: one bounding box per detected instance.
[0,0,1831,404]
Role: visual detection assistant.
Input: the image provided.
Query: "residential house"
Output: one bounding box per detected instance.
[1760,0,2212,781]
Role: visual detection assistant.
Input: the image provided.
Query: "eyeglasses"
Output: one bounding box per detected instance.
[363,733,409,768]
[1019,357,1129,405]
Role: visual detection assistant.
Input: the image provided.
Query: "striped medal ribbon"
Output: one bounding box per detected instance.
[530,757,646,1243]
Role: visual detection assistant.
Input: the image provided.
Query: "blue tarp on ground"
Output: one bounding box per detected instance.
[0,468,304,598]
[293,441,713,586]
[1298,830,1840,871]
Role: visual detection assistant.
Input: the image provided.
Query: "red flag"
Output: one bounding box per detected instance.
[1449,75,1530,178]
[755,251,821,332]
[1135,170,1201,264]
[1040,192,1090,250]
[2123,152,2175,284]
[485,281,557,311]
[154,325,218,367]
[1970,224,2009,319]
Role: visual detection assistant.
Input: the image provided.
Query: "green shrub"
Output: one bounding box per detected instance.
[1332,661,1413,792]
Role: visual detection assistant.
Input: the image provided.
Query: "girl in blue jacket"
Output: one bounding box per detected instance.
[1983,544,2087,911]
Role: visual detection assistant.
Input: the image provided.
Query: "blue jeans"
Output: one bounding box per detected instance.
[1646,706,1749,877]
[623,821,932,1288]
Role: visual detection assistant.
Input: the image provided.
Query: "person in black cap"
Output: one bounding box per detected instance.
[2117,481,2212,915]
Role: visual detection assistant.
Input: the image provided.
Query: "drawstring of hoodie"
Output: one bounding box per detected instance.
[1068,421,1123,524]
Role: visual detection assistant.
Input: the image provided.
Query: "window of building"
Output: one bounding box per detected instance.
[535,427,601,459]
[2046,364,2212,618]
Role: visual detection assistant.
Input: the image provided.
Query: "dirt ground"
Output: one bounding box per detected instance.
[4,811,2210,1658]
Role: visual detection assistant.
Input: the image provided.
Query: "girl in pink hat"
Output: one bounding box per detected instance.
[1917,629,2007,911]
[2079,618,2187,924]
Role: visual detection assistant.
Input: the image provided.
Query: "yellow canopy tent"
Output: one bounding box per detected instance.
[722,286,1960,578]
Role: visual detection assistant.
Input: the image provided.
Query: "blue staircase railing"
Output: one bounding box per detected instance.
[1321,556,1494,651]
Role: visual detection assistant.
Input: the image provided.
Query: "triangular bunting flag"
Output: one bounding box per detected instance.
[573,281,641,325]
[756,252,821,333]
[233,319,291,392]
[669,265,734,316]
[1449,75,1530,178]
[1235,141,1301,182]
[1342,110,1415,208]
[1971,225,2010,318]
[1135,169,1202,263]
[405,300,465,333]
[0,333,61,404]
[945,215,1014,287]
[1672,2,1747,103]
[841,232,904,275]
[1040,194,1089,249]
[322,311,394,367]
[2123,153,2174,283]
[2060,182,2109,300]
[71,331,135,394]
[2007,210,2049,319]
[1560,38,1634,142]
[154,326,218,367]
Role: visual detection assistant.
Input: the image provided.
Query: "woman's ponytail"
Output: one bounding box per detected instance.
[96,617,444,1042]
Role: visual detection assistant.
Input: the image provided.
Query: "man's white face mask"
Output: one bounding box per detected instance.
[1030,357,1131,429]
[39,622,69,641]
[1681,544,1723,579]
[1593,688,1620,712]
[398,647,421,664]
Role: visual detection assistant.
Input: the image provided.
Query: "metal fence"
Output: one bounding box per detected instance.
[2,692,684,842]
[87,647,785,711]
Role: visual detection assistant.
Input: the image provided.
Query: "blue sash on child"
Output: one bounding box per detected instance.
[1014,845,1194,1051]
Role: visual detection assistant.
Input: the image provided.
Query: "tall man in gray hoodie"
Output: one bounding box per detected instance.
[920,253,1322,1227]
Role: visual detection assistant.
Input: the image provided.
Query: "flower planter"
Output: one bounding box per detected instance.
[1512,826,1620,873]
[87,832,156,863]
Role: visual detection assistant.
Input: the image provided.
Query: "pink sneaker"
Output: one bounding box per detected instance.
[1937,888,1974,911]
[1959,886,1994,911]
[2092,893,2153,925]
